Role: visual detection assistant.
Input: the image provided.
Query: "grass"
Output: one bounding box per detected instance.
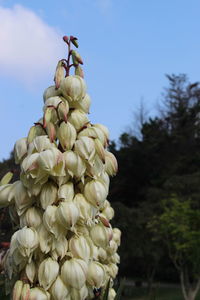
[123,285,200,300]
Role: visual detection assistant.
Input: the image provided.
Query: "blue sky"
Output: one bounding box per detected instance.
[0,0,200,160]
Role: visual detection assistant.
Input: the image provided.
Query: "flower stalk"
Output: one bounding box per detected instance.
[0,35,121,300]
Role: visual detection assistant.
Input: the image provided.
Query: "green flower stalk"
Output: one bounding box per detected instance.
[0,36,121,300]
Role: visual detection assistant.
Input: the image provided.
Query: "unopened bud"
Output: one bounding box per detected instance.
[54,60,65,89]
[70,35,79,48]
[43,86,61,103]
[21,283,30,300]
[46,122,56,142]
[12,280,24,300]
[63,35,69,43]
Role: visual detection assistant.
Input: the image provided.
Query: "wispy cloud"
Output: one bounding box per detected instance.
[0,5,65,86]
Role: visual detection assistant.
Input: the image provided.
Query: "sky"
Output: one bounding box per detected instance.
[1,0,200,160]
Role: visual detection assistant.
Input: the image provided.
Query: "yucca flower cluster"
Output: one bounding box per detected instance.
[0,36,121,300]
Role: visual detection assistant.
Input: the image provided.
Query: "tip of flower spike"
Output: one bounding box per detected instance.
[63,36,69,44]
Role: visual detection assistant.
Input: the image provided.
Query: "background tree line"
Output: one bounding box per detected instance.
[1,74,200,299]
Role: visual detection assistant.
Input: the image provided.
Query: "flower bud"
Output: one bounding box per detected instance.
[38,148,62,173]
[40,182,58,209]
[71,50,83,65]
[107,240,118,255]
[84,179,108,207]
[25,260,36,283]
[108,288,116,300]
[44,96,62,108]
[86,155,104,178]
[90,223,110,248]
[27,126,37,144]
[21,153,39,176]
[101,205,114,221]
[57,101,69,122]
[87,261,106,288]
[52,235,68,259]
[30,287,50,300]
[14,137,27,163]
[46,122,56,142]
[78,127,106,146]
[74,136,96,164]
[0,184,13,208]
[38,257,59,290]
[38,224,52,254]
[20,207,42,229]
[73,193,93,224]
[56,201,79,229]
[93,124,109,144]
[21,283,30,300]
[43,205,67,238]
[106,263,118,279]
[43,86,61,103]
[75,65,84,78]
[0,171,13,186]
[49,276,70,300]
[112,228,121,246]
[110,253,120,264]
[54,60,65,89]
[12,280,23,300]
[68,109,89,131]
[70,35,78,48]
[58,182,74,201]
[43,107,54,128]
[98,247,108,262]
[69,235,91,261]
[32,136,53,153]
[63,151,86,179]
[13,181,33,215]
[105,151,118,176]
[57,121,77,151]
[60,75,86,102]
[61,258,88,289]
[70,285,88,300]
[69,93,91,113]
[94,139,106,162]
[99,172,110,193]
[16,227,39,258]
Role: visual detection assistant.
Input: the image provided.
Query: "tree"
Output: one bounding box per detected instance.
[149,196,200,300]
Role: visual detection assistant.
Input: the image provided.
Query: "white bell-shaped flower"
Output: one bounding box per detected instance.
[61,258,88,289]
[57,121,77,151]
[49,276,70,300]
[38,257,59,290]
[87,261,106,288]
[14,137,27,163]
[60,75,86,102]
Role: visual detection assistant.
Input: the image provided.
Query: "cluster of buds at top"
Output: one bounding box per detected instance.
[0,36,121,300]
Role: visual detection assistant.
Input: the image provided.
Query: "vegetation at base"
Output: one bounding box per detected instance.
[122,285,200,300]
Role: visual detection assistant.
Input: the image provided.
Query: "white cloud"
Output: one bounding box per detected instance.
[0,5,65,86]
